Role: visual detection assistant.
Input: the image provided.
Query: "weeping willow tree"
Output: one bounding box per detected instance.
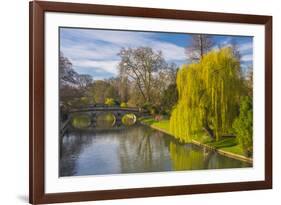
[170,47,245,142]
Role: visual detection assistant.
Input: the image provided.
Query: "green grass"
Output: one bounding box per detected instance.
[141,117,171,133]
[191,133,212,144]
[220,144,246,156]
[207,137,238,149]
[141,117,249,158]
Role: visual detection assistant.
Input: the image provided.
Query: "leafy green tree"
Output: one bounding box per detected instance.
[80,96,90,106]
[88,79,120,104]
[170,48,245,142]
[105,86,119,101]
[88,80,108,104]
[233,96,253,157]
[245,67,253,97]
[160,84,178,115]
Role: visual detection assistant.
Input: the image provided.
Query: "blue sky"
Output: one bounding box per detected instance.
[60,27,253,80]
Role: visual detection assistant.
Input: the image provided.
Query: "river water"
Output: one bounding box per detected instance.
[59,123,251,177]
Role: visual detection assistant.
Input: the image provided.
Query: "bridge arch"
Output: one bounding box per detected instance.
[121,113,137,126]
[70,113,92,128]
[95,112,116,127]
[64,106,147,129]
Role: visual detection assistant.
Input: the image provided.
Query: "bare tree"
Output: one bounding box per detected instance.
[59,52,77,86]
[186,34,214,62]
[78,74,93,88]
[59,52,94,108]
[119,76,130,102]
[229,39,241,61]
[118,47,168,104]
[59,52,92,88]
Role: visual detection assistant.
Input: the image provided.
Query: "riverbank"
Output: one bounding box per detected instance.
[140,117,253,164]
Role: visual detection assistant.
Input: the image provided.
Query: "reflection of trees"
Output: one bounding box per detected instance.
[137,129,152,168]
[168,141,251,171]
[59,130,93,176]
[60,125,252,177]
[169,142,205,171]
[118,126,170,173]
[206,152,251,169]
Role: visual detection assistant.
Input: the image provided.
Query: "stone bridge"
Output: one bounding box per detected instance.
[61,106,148,132]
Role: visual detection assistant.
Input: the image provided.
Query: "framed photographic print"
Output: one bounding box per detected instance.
[29,1,272,204]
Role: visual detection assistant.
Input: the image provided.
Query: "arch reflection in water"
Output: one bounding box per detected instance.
[59,124,251,177]
[96,112,116,128]
[71,113,137,129]
[121,113,137,126]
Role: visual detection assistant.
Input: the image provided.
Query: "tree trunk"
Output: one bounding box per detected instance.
[203,124,215,141]
[202,109,215,140]
[199,35,204,58]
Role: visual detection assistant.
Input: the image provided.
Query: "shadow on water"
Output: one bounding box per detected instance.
[59,123,252,177]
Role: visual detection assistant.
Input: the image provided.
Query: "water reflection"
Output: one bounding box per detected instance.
[59,124,251,177]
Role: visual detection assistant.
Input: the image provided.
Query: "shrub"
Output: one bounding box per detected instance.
[104,98,115,106]
[120,102,128,108]
[80,97,90,105]
[233,96,253,157]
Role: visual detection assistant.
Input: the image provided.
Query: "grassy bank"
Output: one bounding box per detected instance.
[140,117,170,132]
[140,117,252,163]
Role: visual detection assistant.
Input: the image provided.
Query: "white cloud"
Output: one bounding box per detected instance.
[220,37,232,46]
[64,29,154,47]
[238,42,253,53]
[84,30,186,61]
[150,41,186,61]
[62,43,120,60]
[72,59,119,75]
[61,28,187,78]
[211,45,220,52]
[62,28,186,61]
[241,54,253,62]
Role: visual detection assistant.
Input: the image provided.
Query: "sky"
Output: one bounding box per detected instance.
[60,27,253,80]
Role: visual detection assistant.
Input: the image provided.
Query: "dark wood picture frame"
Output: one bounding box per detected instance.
[29,1,272,204]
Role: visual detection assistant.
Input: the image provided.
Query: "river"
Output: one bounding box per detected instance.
[59,123,251,177]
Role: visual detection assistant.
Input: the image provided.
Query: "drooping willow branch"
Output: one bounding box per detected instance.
[170,47,245,142]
